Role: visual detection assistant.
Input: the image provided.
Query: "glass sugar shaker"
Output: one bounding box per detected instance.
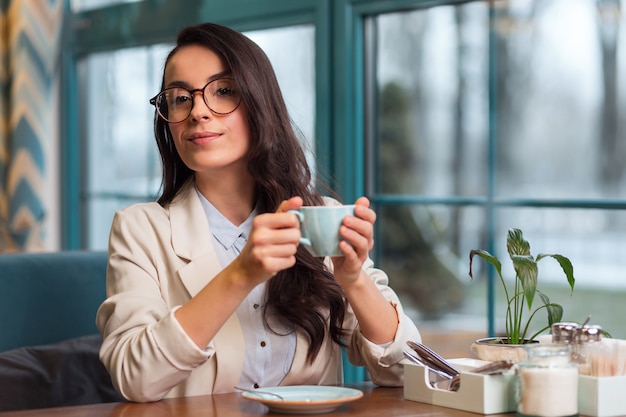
[516,343,578,417]
[576,324,616,377]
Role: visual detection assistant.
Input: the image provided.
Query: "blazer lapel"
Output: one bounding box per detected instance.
[168,181,245,391]
[169,182,221,296]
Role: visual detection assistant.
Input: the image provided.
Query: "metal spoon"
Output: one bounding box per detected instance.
[234,386,285,401]
[403,350,454,380]
[406,341,460,379]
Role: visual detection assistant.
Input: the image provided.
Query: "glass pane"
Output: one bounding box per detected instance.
[246,26,316,169]
[374,3,489,197]
[83,46,167,197]
[81,45,168,249]
[377,204,488,357]
[494,0,626,199]
[80,25,315,250]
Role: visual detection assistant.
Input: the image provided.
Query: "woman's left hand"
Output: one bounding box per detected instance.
[331,196,375,286]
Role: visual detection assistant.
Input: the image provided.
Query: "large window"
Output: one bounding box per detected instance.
[366,0,626,340]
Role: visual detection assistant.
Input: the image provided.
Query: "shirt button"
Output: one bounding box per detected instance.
[260,341,266,347]
[254,383,259,388]
[253,303,259,309]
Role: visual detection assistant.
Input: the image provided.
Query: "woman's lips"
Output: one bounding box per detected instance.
[188,131,221,144]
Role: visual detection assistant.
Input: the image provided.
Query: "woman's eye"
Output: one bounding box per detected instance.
[215,87,235,97]
[174,95,191,104]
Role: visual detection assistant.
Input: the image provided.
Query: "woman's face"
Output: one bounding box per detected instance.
[164,44,251,178]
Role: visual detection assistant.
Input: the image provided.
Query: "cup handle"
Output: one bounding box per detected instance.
[288,210,311,247]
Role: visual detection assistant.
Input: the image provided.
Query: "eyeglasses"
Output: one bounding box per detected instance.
[149,78,242,123]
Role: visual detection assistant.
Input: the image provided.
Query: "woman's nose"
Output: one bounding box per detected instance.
[189,91,212,121]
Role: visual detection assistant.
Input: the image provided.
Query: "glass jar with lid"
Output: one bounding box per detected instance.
[575,324,617,377]
[516,344,578,417]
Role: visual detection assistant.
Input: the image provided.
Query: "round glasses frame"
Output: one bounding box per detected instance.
[149,78,242,123]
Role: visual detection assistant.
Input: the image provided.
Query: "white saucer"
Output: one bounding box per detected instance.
[240,385,363,414]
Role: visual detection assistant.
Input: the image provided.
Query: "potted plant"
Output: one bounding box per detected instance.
[468,228,576,362]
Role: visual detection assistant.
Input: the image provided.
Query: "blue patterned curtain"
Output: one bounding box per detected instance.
[0,0,62,251]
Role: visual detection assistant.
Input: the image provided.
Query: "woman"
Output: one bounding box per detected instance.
[96,22,420,402]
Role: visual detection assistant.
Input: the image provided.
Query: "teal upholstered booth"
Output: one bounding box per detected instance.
[0,251,108,352]
[0,251,123,411]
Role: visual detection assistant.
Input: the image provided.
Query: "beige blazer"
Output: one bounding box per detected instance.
[96,182,421,402]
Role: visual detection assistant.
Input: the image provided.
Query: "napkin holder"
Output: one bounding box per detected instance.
[578,375,626,417]
[403,358,516,414]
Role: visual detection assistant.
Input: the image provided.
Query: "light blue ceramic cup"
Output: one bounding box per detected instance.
[289,205,356,257]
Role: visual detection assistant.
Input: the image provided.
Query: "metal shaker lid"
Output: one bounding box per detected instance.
[577,325,603,343]
[551,322,580,343]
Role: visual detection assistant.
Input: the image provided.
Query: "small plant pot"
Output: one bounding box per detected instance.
[470,337,538,363]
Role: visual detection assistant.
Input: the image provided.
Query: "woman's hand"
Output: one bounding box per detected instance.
[233,197,303,287]
[175,197,303,349]
[331,196,376,286]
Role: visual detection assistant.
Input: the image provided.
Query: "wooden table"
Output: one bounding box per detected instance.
[0,383,514,417]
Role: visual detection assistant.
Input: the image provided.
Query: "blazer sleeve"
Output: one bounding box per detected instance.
[342,256,422,387]
[96,205,212,402]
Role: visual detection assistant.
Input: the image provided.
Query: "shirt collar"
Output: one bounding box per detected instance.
[195,187,257,250]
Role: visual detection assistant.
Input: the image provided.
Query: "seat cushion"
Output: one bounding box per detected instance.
[0,334,124,411]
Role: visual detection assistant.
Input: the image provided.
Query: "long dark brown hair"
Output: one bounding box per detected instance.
[153,23,347,362]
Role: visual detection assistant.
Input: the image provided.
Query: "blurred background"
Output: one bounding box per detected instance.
[1,0,625,357]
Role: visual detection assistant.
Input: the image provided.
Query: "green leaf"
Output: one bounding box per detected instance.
[507,228,531,257]
[536,253,576,293]
[469,249,502,280]
[470,249,514,333]
[537,292,564,325]
[511,254,538,309]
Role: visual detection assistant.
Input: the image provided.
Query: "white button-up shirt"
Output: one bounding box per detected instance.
[196,188,296,389]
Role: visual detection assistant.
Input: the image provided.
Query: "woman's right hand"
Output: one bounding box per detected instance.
[234,196,303,286]
[175,196,303,349]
